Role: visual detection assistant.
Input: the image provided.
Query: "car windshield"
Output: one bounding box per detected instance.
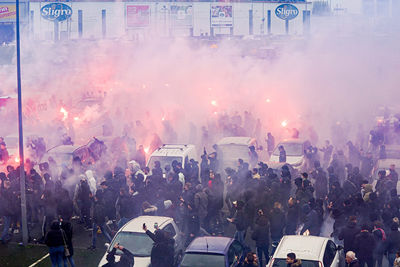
[273,143,303,156]
[148,156,182,171]
[273,258,319,267]
[180,253,225,267]
[109,232,153,257]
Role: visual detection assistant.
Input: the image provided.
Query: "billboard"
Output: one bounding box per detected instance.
[275,4,299,20]
[40,3,73,22]
[211,5,233,27]
[0,4,16,22]
[126,5,150,28]
[170,4,193,28]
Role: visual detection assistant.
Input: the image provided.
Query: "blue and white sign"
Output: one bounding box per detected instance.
[41,3,72,22]
[275,4,299,20]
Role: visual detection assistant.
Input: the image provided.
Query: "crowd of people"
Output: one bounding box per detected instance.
[1,116,400,267]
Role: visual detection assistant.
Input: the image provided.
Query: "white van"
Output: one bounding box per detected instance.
[147,144,198,172]
[270,235,344,267]
[216,137,261,171]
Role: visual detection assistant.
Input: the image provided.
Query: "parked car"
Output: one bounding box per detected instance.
[269,139,312,170]
[179,236,244,267]
[98,216,184,267]
[269,235,344,267]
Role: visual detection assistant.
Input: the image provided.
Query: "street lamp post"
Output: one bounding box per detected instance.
[16,0,28,246]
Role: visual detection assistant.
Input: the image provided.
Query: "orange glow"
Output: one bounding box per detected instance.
[74,117,80,121]
[15,157,20,163]
[144,147,150,154]
[211,100,217,106]
[265,98,271,103]
[281,120,288,127]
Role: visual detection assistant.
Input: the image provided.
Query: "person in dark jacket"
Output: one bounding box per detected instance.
[77,179,92,228]
[194,184,208,229]
[0,180,14,243]
[372,221,386,267]
[89,193,112,250]
[286,253,302,267]
[270,202,286,255]
[143,224,174,267]
[300,204,320,236]
[279,146,286,163]
[385,223,400,267]
[353,224,375,267]
[101,243,135,267]
[99,181,117,221]
[57,189,73,222]
[60,219,75,267]
[252,211,270,267]
[115,187,138,229]
[311,161,328,199]
[45,221,65,267]
[228,200,247,248]
[339,216,361,253]
[285,197,299,235]
[346,251,360,267]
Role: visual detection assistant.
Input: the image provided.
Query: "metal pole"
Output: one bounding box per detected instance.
[16,0,28,246]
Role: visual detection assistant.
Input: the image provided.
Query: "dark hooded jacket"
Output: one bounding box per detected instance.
[338,221,361,253]
[45,221,64,248]
[354,230,376,260]
[300,205,320,236]
[251,215,270,247]
[385,227,400,254]
[270,208,286,240]
[146,229,174,267]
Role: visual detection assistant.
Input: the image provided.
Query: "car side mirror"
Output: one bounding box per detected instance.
[337,245,344,251]
[105,243,110,249]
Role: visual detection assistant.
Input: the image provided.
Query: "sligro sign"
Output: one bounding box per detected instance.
[41,3,72,22]
[275,4,299,20]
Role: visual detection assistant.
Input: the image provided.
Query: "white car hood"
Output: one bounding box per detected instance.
[98,253,150,267]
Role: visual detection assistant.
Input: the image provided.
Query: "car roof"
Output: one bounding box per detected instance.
[46,145,82,154]
[150,144,195,157]
[185,236,233,254]
[217,137,253,146]
[120,216,174,233]
[274,235,328,261]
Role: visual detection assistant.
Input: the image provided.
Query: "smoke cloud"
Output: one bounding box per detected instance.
[0,13,399,156]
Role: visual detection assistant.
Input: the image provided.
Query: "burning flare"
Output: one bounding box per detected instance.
[60,107,68,121]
